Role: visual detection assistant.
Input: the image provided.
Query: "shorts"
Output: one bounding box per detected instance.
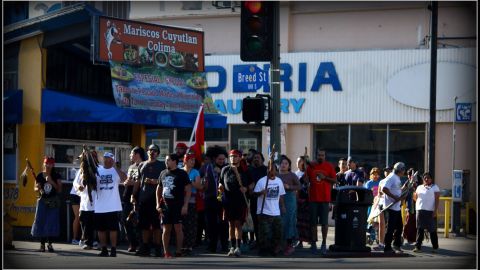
[224,203,247,222]
[94,212,120,231]
[161,203,183,225]
[309,202,329,226]
[70,194,81,205]
[138,203,161,230]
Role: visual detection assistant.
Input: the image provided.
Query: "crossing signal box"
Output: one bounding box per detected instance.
[242,95,270,125]
[240,1,274,61]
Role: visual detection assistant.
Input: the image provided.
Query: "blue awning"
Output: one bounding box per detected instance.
[41,89,227,128]
[4,89,23,124]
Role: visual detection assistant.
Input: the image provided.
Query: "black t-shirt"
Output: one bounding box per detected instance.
[159,168,191,206]
[248,164,267,184]
[138,160,165,204]
[123,163,140,203]
[220,165,252,206]
[36,172,61,199]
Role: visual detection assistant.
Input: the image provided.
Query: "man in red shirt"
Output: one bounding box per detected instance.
[306,149,337,255]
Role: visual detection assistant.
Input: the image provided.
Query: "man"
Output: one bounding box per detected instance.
[122,146,146,252]
[335,158,348,187]
[156,153,191,258]
[381,161,407,254]
[253,162,286,256]
[131,144,166,257]
[305,149,337,255]
[175,143,188,168]
[200,145,229,253]
[219,149,253,257]
[247,152,268,248]
[94,152,126,257]
[344,157,365,186]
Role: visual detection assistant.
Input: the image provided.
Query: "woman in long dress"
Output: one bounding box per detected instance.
[31,157,62,252]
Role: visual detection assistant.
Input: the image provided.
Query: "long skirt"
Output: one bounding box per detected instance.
[183,203,198,249]
[31,198,60,237]
[282,191,297,240]
[296,198,312,242]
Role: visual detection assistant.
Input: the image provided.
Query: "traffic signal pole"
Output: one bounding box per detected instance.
[270,1,281,154]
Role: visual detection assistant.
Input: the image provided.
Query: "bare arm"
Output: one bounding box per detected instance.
[182,184,192,215]
[381,186,399,201]
[191,175,203,190]
[433,191,440,218]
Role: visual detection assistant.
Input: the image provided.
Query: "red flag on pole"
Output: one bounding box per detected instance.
[188,105,204,167]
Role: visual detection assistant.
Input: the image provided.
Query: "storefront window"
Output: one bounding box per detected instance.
[314,124,348,165]
[177,127,228,142]
[350,124,387,171]
[388,124,426,171]
[230,125,262,152]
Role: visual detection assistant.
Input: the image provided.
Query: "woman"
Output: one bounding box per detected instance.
[182,153,203,255]
[31,157,62,252]
[278,155,301,256]
[413,172,440,253]
[295,156,311,248]
[364,167,381,245]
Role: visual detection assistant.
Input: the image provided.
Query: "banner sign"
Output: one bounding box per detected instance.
[98,16,204,72]
[110,61,216,114]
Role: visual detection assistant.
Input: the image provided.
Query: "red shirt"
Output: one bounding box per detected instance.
[306,161,336,202]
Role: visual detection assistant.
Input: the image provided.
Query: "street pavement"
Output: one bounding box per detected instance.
[4,227,477,269]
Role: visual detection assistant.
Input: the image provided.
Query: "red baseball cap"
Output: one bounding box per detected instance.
[43,156,55,165]
[229,149,242,157]
[176,143,188,149]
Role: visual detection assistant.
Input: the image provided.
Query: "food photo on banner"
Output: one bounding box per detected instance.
[109,61,215,114]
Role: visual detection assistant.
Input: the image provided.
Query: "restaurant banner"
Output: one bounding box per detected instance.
[110,61,216,114]
[97,16,204,72]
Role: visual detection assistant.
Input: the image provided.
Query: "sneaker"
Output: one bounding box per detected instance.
[98,247,109,257]
[164,252,173,259]
[320,244,327,255]
[135,246,150,257]
[81,244,92,250]
[127,246,136,253]
[393,246,404,254]
[310,243,318,254]
[413,247,422,253]
[296,242,303,248]
[47,244,54,252]
[38,244,46,252]
[93,241,99,248]
[109,247,117,257]
[234,247,241,257]
[227,247,235,256]
[71,239,80,245]
[283,246,294,256]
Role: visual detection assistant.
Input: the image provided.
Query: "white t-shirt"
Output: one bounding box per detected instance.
[378,178,387,206]
[415,184,440,211]
[72,170,95,211]
[254,176,286,216]
[382,172,402,211]
[294,170,304,179]
[94,166,122,213]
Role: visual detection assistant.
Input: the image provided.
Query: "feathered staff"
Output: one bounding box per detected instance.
[20,158,37,187]
[260,144,276,215]
[80,146,99,203]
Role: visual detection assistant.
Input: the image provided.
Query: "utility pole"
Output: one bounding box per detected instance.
[270,1,281,155]
[428,1,437,178]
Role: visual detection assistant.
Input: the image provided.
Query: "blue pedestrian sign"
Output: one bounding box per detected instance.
[456,103,472,122]
[233,65,269,92]
[452,170,463,202]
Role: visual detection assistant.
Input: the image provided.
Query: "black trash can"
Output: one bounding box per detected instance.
[329,186,373,252]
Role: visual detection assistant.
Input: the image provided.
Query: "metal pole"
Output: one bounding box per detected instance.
[452,96,457,171]
[270,1,281,155]
[428,1,438,178]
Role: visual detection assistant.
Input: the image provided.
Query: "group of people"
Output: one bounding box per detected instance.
[30,144,440,258]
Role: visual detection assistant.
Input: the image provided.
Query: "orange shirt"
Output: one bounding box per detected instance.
[306,161,336,202]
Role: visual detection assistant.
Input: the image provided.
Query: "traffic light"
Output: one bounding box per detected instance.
[240,1,274,61]
[242,95,271,125]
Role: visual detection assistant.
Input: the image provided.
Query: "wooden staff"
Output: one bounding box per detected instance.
[260,144,275,215]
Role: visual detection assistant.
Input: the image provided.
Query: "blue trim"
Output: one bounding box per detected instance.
[4,3,103,43]
[4,89,23,124]
[41,89,227,128]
